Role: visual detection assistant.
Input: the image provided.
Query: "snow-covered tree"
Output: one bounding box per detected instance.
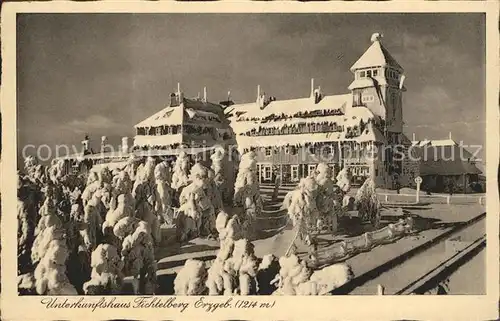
[233,151,262,240]
[124,154,139,182]
[82,172,100,207]
[283,177,320,246]
[81,191,104,252]
[121,221,157,294]
[31,184,63,265]
[171,151,191,193]
[355,178,381,228]
[30,185,77,295]
[206,168,223,214]
[33,237,78,295]
[154,161,174,226]
[83,243,124,295]
[97,167,113,210]
[314,163,341,233]
[174,259,208,295]
[211,146,235,205]
[177,163,216,241]
[17,176,41,274]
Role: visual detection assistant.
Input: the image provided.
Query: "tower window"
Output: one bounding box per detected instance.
[362,95,375,103]
[360,71,366,78]
[367,70,372,77]
[373,69,378,77]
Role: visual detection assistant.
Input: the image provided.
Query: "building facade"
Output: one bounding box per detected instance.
[228,33,418,187]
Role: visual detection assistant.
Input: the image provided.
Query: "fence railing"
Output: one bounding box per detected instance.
[377,193,486,205]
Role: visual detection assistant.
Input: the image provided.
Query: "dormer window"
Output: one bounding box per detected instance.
[360,71,366,78]
[367,70,372,77]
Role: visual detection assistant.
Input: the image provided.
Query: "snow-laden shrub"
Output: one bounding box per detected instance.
[273,255,312,295]
[205,238,258,295]
[336,167,352,193]
[83,243,124,295]
[121,221,157,294]
[174,259,208,295]
[132,158,160,244]
[256,254,281,295]
[224,239,259,295]
[308,263,354,294]
[285,177,320,246]
[355,178,381,227]
[171,151,191,192]
[177,163,216,240]
[233,151,262,240]
[103,193,134,232]
[18,273,36,294]
[206,240,236,295]
[215,211,242,243]
[154,161,174,225]
[314,163,341,233]
[271,255,356,295]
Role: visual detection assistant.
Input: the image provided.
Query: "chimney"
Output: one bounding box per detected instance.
[101,136,108,153]
[203,87,207,102]
[257,85,261,101]
[122,137,129,154]
[412,133,416,141]
[310,78,315,97]
[449,132,452,140]
[177,82,181,95]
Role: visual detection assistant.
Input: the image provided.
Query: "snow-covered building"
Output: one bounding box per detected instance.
[228,33,416,187]
[411,135,482,193]
[58,85,236,174]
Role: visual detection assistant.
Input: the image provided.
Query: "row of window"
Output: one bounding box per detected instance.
[136,125,182,136]
[357,68,400,81]
[241,122,345,137]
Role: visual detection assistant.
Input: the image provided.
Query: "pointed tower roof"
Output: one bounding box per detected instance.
[350,33,403,72]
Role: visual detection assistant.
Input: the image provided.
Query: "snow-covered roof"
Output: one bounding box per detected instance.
[135,106,183,128]
[134,97,227,128]
[350,37,403,72]
[235,94,351,121]
[418,159,482,176]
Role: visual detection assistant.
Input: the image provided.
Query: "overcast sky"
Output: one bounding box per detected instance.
[16,13,486,168]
